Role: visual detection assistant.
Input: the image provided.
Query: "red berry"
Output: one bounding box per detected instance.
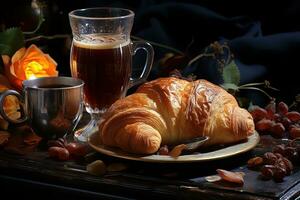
[265,100,276,119]
[255,119,274,132]
[290,127,300,139]
[286,111,300,122]
[271,123,285,138]
[250,106,268,121]
[273,113,281,122]
[277,102,289,115]
[282,117,292,129]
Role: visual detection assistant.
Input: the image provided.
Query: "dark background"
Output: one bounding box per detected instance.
[1,0,300,105]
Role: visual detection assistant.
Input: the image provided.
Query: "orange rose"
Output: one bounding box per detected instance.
[1,44,58,90]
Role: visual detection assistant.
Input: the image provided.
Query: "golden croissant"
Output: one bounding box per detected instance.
[99,77,255,154]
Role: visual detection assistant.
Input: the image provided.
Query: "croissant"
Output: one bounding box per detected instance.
[99,77,255,154]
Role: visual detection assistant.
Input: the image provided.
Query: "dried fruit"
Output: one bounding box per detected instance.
[158,145,169,155]
[281,157,293,175]
[66,142,88,157]
[216,169,245,185]
[86,160,106,176]
[265,100,276,119]
[255,119,274,132]
[290,127,300,139]
[273,144,286,155]
[263,152,277,165]
[286,111,300,123]
[271,123,285,138]
[274,153,284,159]
[250,100,300,140]
[273,166,286,182]
[277,102,289,115]
[283,147,298,161]
[169,144,187,157]
[48,146,69,161]
[260,165,275,180]
[250,106,268,121]
[247,156,264,168]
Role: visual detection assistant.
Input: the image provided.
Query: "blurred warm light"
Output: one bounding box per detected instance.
[2,44,58,90]
[25,61,50,80]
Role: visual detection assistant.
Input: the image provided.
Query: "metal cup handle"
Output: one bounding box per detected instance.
[0,90,28,125]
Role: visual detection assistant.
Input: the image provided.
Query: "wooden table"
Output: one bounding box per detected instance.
[1,134,300,200]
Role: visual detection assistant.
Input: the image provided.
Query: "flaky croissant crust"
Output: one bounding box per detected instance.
[99,77,254,154]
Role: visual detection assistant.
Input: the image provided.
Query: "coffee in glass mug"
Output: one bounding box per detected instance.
[69,7,154,142]
[71,34,131,110]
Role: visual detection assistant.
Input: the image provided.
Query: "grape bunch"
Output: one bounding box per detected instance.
[249,99,300,139]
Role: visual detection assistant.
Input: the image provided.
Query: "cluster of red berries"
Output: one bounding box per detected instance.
[249,100,300,138]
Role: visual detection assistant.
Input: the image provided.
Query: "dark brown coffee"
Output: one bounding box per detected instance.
[38,84,72,88]
[71,35,131,110]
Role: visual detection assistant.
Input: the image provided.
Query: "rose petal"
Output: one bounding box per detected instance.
[11,47,26,63]
[1,55,10,66]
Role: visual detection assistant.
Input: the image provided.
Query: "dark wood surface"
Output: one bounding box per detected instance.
[1,133,300,199]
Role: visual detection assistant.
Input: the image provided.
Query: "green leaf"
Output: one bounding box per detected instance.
[0,27,25,57]
[222,60,240,85]
[221,83,239,91]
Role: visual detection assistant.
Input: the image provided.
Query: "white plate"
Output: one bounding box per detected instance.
[88,131,260,163]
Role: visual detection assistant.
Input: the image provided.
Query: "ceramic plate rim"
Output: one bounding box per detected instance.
[88,131,260,163]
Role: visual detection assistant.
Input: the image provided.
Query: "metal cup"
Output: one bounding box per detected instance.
[0,77,84,140]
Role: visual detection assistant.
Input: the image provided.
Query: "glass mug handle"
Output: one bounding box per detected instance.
[129,41,154,88]
[0,90,27,125]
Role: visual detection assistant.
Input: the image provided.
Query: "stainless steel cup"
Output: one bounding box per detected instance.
[0,77,84,139]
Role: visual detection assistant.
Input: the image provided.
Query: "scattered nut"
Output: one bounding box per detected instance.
[87,160,106,176]
[205,175,222,182]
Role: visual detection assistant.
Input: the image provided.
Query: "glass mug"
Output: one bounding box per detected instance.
[69,7,154,142]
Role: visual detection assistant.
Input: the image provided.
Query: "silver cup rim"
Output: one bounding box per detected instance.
[22,76,84,90]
